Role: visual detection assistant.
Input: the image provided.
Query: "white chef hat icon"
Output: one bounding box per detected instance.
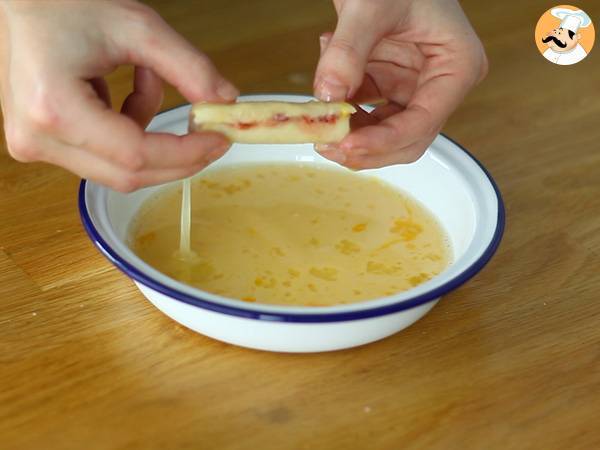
[551,8,592,33]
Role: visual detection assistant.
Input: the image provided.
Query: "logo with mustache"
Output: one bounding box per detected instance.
[542,34,567,48]
[535,5,594,65]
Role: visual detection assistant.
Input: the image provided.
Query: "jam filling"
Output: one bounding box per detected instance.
[231,113,339,129]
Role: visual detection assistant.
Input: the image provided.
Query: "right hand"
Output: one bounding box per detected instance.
[0,0,238,192]
[313,0,487,169]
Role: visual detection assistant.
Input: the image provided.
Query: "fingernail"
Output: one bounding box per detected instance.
[315,76,349,102]
[217,82,239,101]
[315,143,339,152]
[319,35,329,56]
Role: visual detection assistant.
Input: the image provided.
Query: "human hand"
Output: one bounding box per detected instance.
[313,0,488,168]
[0,0,238,192]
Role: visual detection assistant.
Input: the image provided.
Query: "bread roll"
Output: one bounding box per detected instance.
[189,101,355,144]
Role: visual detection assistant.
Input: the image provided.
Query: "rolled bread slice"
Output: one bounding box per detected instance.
[189,101,356,144]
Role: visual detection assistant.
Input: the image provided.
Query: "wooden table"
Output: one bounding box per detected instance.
[2,1,600,448]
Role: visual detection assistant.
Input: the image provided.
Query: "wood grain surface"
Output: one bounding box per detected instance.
[1,1,600,449]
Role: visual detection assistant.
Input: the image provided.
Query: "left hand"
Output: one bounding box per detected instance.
[313,0,488,169]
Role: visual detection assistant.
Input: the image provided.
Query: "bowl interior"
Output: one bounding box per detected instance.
[82,95,501,314]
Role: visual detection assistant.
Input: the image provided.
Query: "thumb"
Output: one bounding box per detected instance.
[313,3,382,101]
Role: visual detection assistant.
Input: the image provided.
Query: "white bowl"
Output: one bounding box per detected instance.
[79,94,504,353]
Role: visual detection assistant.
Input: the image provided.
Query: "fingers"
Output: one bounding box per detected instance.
[317,147,348,165]
[311,0,486,171]
[89,77,112,108]
[319,32,379,102]
[404,58,478,128]
[37,136,220,193]
[329,70,468,166]
[321,60,417,164]
[369,103,405,121]
[368,40,425,72]
[350,73,383,105]
[344,139,430,169]
[29,124,223,192]
[1,0,237,193]
[316,27,423,105]
[341,66,472,156]
[340,104,436,154]
[352,61,418,106]
[313,2,386,101]
[55,79,231,173]
[121,66,163,128]
[318,139,428,169]
[117,7,238,103]
[315,103,406,165]
[337,38,483,162]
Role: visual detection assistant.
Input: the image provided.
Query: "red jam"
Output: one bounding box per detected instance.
[318,114,338,124]
[301,114,338,124]
[232,113,338,129]
[236,122,258,129]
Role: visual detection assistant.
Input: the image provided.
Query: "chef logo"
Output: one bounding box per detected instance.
[535,5,595,65]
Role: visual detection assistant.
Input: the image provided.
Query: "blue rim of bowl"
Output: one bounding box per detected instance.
[78,112,505,323]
